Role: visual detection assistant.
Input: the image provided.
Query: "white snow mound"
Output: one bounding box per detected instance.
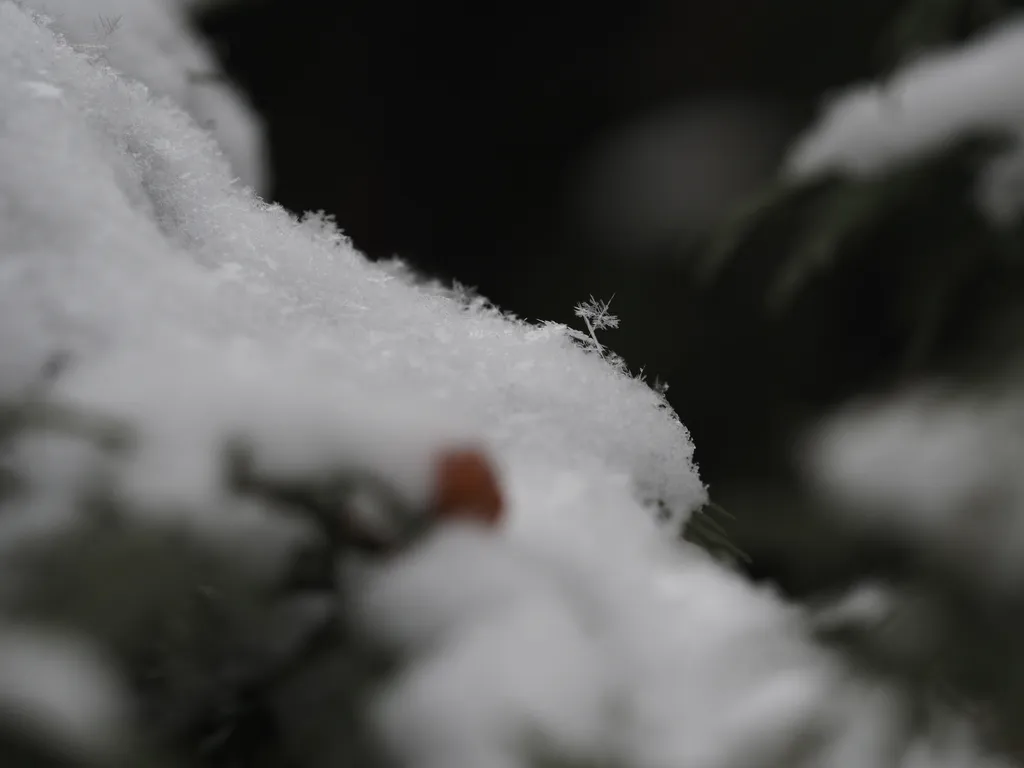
[18,0,267,193]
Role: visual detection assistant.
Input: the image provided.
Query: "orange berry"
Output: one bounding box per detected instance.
[433,447,504,526]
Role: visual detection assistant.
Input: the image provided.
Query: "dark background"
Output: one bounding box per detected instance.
[194,0,941,597]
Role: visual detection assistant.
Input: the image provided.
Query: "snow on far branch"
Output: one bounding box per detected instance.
[696,15,1024,319]
[787,15,1024,223]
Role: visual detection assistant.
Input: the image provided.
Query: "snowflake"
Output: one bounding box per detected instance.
[573,295,619,352]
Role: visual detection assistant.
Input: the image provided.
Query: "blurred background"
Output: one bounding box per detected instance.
[191,0,1020,601]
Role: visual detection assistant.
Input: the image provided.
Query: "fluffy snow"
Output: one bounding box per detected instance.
[0,625,129,760]
[804,387,1024,588]
[0,3,1012,767]
[786,17,1024,222]
[18,0,267,194]
[0,0,702,523]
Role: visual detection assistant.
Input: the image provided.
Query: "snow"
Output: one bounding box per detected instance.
[786,17,1024,222]
[354,525,847,768]
[18,0,268,194]
[0,0,703,526]
[0,625,129,760]
[804,387,1024,588]
[0,3,1011,767]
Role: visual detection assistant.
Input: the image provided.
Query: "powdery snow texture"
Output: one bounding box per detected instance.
[20,0,267,193]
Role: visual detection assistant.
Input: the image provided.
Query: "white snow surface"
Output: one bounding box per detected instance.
[786,17,1024,222]
[806,387,1024,589]
[18,0,267,194]
[0,4,1012,767]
